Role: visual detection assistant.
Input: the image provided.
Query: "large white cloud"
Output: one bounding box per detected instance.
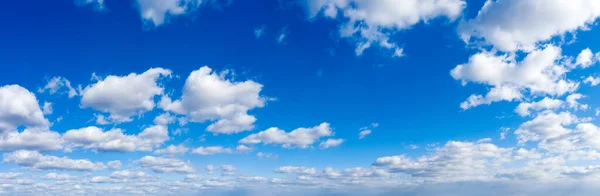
[160,66,266,134]
[451,45,578,109]
[62,125,169,152]
[459,0,600,52]
[3,150,107,171]
[0,85,49,131]
[0,128,61,152]
[239,122,333,148]
[304,0,465,56]
[80,68,171,123]
[373,140,513,182]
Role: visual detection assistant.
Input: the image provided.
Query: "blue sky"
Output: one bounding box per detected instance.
[2,0,600,195]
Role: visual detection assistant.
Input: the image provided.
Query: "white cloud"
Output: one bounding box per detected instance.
[0,85,49,131]
[38,76,78,98]
[451,45,578,109]
[137,155,194,173]
[566,93,589,111]
[277,28,287,44]
[0,172,21,179]
[319,138,344,149]
[358,129,371,139]
[0,128,62,152]
[373,140,512,182]
[514,111,578,145]
[42,102,53,115]
[236,145,252,153]
[3,150,107,171]
[62,125,169,152]
[42,173,76,181]
[358,123,377,139]
[256,152,277,160]
[219,164,236,173]
[274,166,317,176]
[239,122,333,148]
[75,0,105,10]
[515,97,564,116]
[154,144,189,157]
[190,146,238,155]
[81,68,171,124]
[136,0,198,26]
[189,146,225,156]
[584,76,600,86]
[160,66,266,134]
[107,160,122,170]
[575,48,600,68]
[305,0,465,56]
[153,113,175,125]
[459,0,600,52]
[254,25,266,39]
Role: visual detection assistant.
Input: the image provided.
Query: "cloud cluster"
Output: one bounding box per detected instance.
[160,66,267,134]
[239,122,335,148]
[304,0,465,56]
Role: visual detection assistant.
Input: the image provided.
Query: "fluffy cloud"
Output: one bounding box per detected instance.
[459,0,600,52]
[160,66,267,134]
[0,128,62,152]
[274,166,317,176]
[62,125,169,152]
[107,160,122,170]
[80,68,171,123]
[190,145,252,155]
[584,76,600,86]
[373,140,512,182]
[3,150,107,171]
[304,0,465,56]
[153,144,189,157]
[0,85,49,131]
[514,111,579,145]
[451,45,578,109]
[319,138,344,149]
[191,146,233,155]
[38,76,78,98]
[239,122,333,148]
[566,93,589,111]
[515,97,564,116]
[137,155,194,173]
[135,0,231,27]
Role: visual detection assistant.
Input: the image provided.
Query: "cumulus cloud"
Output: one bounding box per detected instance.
[0,128,62,152]
[160,66,267,134]
[239,122,333,148]
[0,85,49,131]
[135,0,231,27]
[451,45,578,109]
[137,156,194,173]
[373,140,513,182]
[304,0,465,56]
[62,125,169,152]
[515,97,564,116]
[107,160,122,170]
[80,68,171,124]
[153,144,189,157]
[274,166,317,176]
[3,150,107,171]
[319,138,344,149]
[584,76,600,86]
[358,123,377,139]
[191,146,233,155]
[459,0,600,52]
